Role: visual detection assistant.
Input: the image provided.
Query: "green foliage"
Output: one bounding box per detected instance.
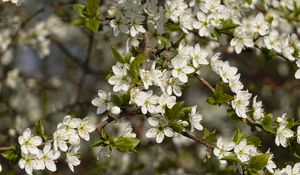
[111,93,131,109]
[34,120,47,140]
[1,146,21,164]
[212,19,239,38]
[203,128,217,142]
[207,83,234,106]
[72,0,101,33]
[233,128,245,144]
[227,109,240,121]
[114,137,140,152]
[111,47,125,63]
[85,18,100,33]
[261,114,275,134]
[261,48,277,60]
[248,154,270,171]
[221,156,242,164]
[246,136,262,146]
[165,101,186,120]
[86,0,100,17]
[129,54,147,83]
[244,0,252,5]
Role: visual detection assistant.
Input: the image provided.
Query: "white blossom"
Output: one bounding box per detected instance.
[108,62,131,93]
[135,90,159,114]
[145,117,174,143]
[66,146,81,172]
[234,139,257,162]
[188,106,203,132]
[91,90,113,115]
[231,90,252,118]
[18,128,42,155]
[39,142,60,172]
[171,58,195,83]
[213,137,235,161]
[275,123,294,147]
[77,117,96,141]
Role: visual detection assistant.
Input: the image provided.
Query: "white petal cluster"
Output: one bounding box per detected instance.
[211,53,252,118]
[108,62,132,93]
[274,162,300,175]
[145,117,174,143]
[18,115,95,174]
[275,114,294,148]
[91,90,113,114]
[214,137,277,173]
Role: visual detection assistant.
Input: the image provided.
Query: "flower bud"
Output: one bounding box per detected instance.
[108,6,117,17]
[111,106,121,115]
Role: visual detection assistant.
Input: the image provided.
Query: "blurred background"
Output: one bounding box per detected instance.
[0,0,300,174]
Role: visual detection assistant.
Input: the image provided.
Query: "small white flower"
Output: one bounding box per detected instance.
[122,126,137,138]
[157,93,176,113]
[230,29,254,54]
[266,150,276,173]
[231,90,252,118]
[218,62,238,83]
[179,11,194,33]
[213,137,235,161]
[18,153,42,175]
[252,13,270,36]
[77,117,96,141]
[108,62,131,93]
[18,128,42,155]
[66,146,81,172]
[193,12,213,37]
[190,44,209,68]
[171,58,195,83]
[53,129,69,152]
[39,142,60,172]
[275,124,294,147]
[135,90,159,114]
[91,90,113,115]
[145,117,174,143]
[252,96,265,121]
[264,30,282,53]
[189,106,203,132]
[234,139,257,162]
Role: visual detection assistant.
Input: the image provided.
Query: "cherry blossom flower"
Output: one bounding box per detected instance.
[91,90,113,115]
[145,117,174,143]
[18,128,42,155]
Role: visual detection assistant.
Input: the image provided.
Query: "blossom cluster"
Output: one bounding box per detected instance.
[18,115,95,174]
[214,137,277,173]
[92,41,210,143]
[108,0,300,79]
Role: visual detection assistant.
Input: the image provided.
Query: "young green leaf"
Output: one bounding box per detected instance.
[85,18,100,33]
[1,146,21,164]
[34,120,47,140]
[233,128,245,144]
[129,54,147,83]
[221,156,242,164]
[86,0,100,17]
[261,114,274,133]
[248,154,270,170]
[73,3,85,17]
[114,137,140,152]
[111,47,125,63]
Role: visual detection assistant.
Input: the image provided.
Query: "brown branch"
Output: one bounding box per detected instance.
[182,131,216,149]
[0,147,11,152]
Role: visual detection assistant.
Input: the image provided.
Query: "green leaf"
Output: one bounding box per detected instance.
[248,154,270,170]
[114,137,140,152]
[246,136,262,146]
[129,54,147,83]
[261,48,277,60]
[245,0,252,5]
[227,109,240,121]
[233,128,245,144]
[165,101,185,120]
[90,140,108,147]
[159,36,169,48]
[85,18,100,33]
[207,83,233,106]
[1,146,21,164]
[34,120,47,140]
[73,3,85,17]
[86,0,100,17]
[220,19,240,32]
[203,128,217,142]
[111,47,125,63]
[221,156,242,164]
[111,93,131,108]
[261,114,274,133]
